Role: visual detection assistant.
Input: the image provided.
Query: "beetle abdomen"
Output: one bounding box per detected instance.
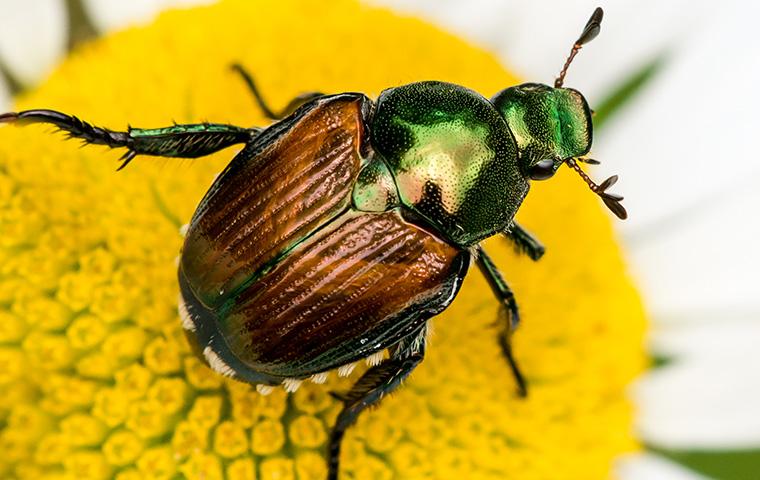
[179,209,468,380]
[181,94,371,309]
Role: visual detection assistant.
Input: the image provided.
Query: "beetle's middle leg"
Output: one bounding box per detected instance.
[0,109,258,170]
[327,326,427,480]
[475,245,528,397]
[231,63,323,120]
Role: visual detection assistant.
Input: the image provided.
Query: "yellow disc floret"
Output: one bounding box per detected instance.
[0,0,646,479]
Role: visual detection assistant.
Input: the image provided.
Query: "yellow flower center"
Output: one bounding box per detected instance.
[0,0,646,479]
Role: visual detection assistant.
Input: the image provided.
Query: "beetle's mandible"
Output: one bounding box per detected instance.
[1,7,625,479]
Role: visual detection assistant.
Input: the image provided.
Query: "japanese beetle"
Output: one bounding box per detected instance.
[0,7,625,479]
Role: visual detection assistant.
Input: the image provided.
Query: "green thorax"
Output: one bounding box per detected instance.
[491,83,592,175]
[368,81,527,247]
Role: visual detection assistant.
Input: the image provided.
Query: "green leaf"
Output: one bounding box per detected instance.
[649,446,760,480]
[650,354,673,369]
[594,53,667,130]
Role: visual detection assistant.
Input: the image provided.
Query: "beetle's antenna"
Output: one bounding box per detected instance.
[576,157,600,165]
[566,158,627,219]
[555,7,604,88]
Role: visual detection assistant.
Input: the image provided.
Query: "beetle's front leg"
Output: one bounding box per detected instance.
[503,222,545,261]
[475,246,528,397]
[0,110,257,170]
[327,326,427,480]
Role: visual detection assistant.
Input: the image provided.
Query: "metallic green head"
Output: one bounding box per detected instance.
[489,6,626,220]
[490,83,592,180]
[488,7,604,182]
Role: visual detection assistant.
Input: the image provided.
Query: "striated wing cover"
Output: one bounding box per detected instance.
[219,210,469,377]
[181,94,371,309]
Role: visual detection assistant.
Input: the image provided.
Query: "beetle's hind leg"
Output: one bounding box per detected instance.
[231,63,323,120]
[475,245,528,397]
[327,326,427,480]
[0,110,257,170]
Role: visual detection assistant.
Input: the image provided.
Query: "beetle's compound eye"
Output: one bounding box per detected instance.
[529,159,556,180]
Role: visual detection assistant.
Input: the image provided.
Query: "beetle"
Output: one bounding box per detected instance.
[1,7,624,479]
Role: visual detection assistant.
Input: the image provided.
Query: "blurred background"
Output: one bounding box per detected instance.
[0,1,758,478]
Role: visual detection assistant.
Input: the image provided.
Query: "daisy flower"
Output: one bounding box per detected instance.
[2,0,741,479]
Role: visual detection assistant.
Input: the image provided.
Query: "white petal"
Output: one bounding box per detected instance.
[596,1,760,232]
[496,0,697,97]
[369,0,695,97]
[82,0,164,31]
[649,317,760,361]
[82,0,216,32]
[367,0,513,56]
[639,320,760,451]
[592,3,760,322]
[622,183,760,320]
[633,348,760,448]
[0,0,67,85]
[616,453,711,480]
